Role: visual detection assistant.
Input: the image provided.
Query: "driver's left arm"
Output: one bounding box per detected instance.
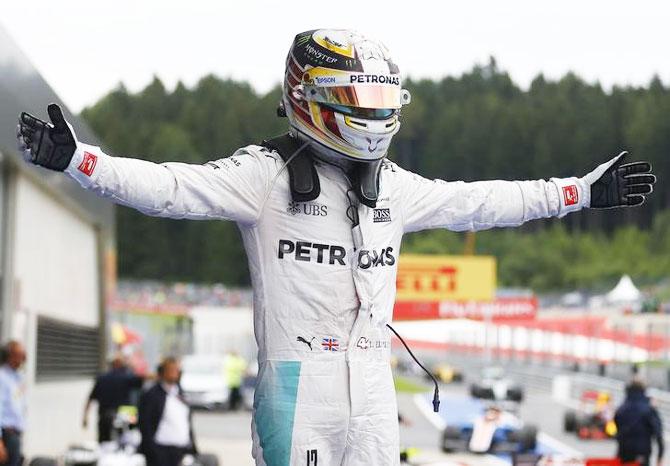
[397,152,655,233]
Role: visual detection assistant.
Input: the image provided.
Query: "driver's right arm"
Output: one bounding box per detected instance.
[17,104,273,225]
[65,143,273,225]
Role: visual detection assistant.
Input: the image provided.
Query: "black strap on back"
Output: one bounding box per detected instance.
[261,134,320,203]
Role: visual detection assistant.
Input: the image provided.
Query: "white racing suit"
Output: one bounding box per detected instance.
[64,142,587,465]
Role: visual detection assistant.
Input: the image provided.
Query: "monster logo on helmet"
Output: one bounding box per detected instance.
[282,29,412,163]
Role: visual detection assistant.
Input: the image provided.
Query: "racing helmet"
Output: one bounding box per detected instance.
[282,29,411,162]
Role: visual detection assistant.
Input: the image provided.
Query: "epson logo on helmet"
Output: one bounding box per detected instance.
[350,74,400,86]
[314,76,337,85]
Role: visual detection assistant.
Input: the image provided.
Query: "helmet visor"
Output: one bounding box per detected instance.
[304,84,405,109]
[319,103,397,120]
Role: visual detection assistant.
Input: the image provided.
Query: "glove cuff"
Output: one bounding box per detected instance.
[550,177,589,217]
[65,142,103,187]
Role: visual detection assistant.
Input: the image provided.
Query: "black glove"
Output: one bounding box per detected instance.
[17,103,77,171]
[585,151,656,208]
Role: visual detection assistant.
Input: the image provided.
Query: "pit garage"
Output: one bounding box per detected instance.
[0,24,115,458]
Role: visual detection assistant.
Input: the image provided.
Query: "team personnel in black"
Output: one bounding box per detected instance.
[139,357,197,466]
[615,380,664,466]
[83,356,144,442]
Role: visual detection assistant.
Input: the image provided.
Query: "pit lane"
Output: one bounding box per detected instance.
[190,373,618,465]
[403,378,617,465]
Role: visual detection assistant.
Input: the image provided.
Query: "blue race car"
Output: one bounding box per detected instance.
[441,401,537,454]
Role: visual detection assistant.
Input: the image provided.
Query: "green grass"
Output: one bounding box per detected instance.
[637,360,670,368]
[394,375,431,393]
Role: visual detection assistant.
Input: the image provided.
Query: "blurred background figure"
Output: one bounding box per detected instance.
[180,355,229,410]
[0,341,27,466]
[224,351,247,411]
[614,380,664,466]
[139,357,196,466]
[82,355,145,443]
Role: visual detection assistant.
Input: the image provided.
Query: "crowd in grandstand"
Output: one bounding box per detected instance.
[114,280,253,309]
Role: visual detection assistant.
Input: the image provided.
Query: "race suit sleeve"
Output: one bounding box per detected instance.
[396,166,587,233]
[64,143,274,226]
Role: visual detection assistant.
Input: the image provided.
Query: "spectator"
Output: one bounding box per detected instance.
[614,380,664,466]
[139,357,197,466]
[224,351,247,411]
[0,341,27,466]
[83,355,145,442]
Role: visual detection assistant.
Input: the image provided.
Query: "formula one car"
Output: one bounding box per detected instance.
[564,390,617,439]
[441,403,537,454]
[470,366,524,402]
[428,363,464,384]
[29,406,219,466]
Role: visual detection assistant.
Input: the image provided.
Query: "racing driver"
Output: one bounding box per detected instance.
[17,29,656,466]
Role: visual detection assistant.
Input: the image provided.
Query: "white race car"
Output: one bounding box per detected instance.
[469,367,524,402]
[442,404,537,454]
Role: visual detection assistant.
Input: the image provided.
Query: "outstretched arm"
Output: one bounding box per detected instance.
[399,152,656,233]
[17,104,273,225]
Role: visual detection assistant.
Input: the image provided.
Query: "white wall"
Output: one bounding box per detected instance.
[11,175,100,457]
[13,175,99,327]
[24,378,97,456]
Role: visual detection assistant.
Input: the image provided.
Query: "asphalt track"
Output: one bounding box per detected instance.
[192,375,618,465]
[404,381,618,465]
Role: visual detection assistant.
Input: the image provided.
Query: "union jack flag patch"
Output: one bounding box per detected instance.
[322,338,339,352]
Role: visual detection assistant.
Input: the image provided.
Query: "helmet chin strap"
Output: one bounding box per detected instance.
[292,129,384,208]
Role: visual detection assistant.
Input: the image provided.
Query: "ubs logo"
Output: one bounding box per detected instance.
[373,208,391,223]
[287,201,328,217]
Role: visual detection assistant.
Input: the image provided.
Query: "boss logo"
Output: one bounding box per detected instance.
[373,208,391,223]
